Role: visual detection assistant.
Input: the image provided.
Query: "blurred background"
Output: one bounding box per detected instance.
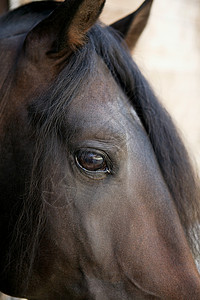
[0,1,200,299]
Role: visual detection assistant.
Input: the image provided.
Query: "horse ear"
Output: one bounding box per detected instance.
[24,0,105,61]
[110,0,153,51]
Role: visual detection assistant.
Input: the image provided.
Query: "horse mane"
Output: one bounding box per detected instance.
[92,26,200,257]
[3,1,200,289]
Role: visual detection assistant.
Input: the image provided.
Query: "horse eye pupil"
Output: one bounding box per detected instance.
[76,151,106,172]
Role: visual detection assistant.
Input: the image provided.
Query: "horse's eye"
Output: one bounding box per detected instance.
[75,150,109,173]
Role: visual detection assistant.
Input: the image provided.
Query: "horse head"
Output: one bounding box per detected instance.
[0,1,200,299]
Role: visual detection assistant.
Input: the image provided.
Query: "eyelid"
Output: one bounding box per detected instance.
[69,139,123,156]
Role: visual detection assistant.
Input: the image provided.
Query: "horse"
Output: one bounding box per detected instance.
[1,0,200,299]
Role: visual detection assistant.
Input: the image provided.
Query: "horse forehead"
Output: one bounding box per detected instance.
[68,57,138,127]
[83,57,124,106]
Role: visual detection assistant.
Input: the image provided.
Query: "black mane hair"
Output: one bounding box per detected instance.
[3,1,200,290]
